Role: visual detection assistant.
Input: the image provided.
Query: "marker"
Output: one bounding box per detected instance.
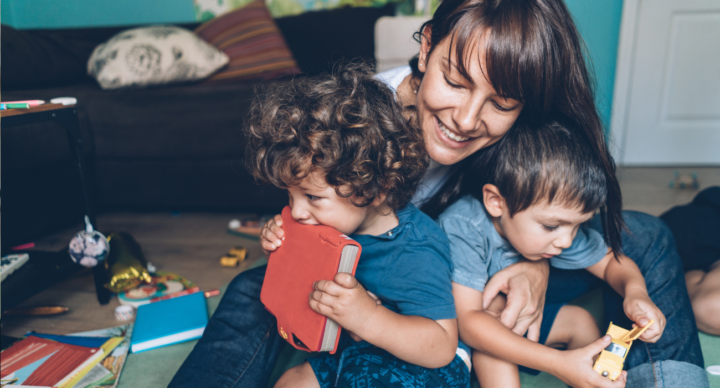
[1,100,45,107]
[1,103,31,110]
[11,242,35,250]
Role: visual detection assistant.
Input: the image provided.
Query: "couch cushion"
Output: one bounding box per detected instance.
[195,0,300,83]
[87,26,229,90]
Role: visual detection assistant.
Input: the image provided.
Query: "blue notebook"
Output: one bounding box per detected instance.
[130,292,208,353]
[27,332,110,348]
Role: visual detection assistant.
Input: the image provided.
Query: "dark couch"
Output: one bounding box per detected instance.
[1,5,395,249]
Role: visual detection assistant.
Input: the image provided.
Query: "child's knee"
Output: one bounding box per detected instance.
[547,305,599,348]
[274,362,319,388]
[691,288,720,334]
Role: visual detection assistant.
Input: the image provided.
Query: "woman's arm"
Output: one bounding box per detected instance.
[481,259,549,341]
[586,252,666,342]
[454,282,626,388]
[310,273,458,368]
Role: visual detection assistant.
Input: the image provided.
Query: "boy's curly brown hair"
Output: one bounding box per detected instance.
[244,63,428,211]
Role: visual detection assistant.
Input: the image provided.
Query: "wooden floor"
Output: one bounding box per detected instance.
[2,166,719,338]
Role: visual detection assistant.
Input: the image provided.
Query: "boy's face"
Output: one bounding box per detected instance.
[287,170,379,236]
[483,184,595,260]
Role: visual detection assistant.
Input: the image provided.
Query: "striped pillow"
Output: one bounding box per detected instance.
[195,0,301,83]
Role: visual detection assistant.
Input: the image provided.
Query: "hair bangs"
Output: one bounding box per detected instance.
[484,0,557,118]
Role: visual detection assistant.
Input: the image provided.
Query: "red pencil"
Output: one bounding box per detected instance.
[148,286,200,303]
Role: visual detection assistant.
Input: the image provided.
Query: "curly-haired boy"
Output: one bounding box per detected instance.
[245,65,470,387]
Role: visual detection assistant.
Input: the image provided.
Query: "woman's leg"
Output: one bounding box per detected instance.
[686,262,720,335]
[169,265,287,388]
[550,211,708,387]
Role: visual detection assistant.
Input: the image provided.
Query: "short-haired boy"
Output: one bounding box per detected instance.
[439,121,665,387]
[245,65,470,387]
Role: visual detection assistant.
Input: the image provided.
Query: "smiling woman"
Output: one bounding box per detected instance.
[170,1,708,387]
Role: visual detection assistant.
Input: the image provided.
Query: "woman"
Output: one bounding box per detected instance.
[170,0,707,387]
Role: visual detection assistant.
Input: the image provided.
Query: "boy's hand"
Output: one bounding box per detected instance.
[260,214,284,258]
[554,335,628,388]
[309,273,380,339]
[623,290,665,343]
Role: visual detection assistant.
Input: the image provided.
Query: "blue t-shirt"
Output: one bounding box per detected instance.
[437,195,608,292]
[350,203,456,321]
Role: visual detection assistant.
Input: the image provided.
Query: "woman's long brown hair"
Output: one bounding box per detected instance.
[416,0,625,256]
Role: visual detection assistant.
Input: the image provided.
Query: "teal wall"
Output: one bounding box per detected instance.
[565,0,624,131]
[1,0,623,129]
[0,0,196,29]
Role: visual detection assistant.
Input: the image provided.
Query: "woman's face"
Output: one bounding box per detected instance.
[416,29,523,165]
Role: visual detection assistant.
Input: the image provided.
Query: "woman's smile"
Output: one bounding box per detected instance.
[436,116,472,144]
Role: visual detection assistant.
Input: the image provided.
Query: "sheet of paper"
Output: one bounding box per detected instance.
[73,364,113,388]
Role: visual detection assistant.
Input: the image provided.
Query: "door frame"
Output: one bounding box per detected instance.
[609,0,641,165]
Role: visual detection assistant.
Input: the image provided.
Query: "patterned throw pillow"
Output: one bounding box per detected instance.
[88,26,229,90]
[194,0,301,83]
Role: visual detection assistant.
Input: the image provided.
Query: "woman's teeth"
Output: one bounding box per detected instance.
[439,121,470,142]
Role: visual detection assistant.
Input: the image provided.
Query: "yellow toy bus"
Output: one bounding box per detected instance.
[593,320,655,380]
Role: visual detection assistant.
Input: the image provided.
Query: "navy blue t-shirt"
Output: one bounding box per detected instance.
[349,204,456,321]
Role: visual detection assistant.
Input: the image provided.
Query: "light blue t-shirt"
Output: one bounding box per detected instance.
[437,195,609,292]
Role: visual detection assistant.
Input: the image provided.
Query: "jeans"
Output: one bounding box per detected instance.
[547,211,708,387]
[170,211,708,388]
[169,264,285,388]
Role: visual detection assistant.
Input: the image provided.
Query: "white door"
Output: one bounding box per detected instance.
[611,0,720,165]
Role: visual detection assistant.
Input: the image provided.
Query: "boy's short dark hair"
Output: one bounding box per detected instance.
[244,64,428,211]
[476,121,607,215]
[468,121,621,254]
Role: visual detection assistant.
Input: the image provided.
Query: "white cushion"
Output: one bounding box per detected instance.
[88,26,229,90]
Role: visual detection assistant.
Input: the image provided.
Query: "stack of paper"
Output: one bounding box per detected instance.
[0,324,133,388]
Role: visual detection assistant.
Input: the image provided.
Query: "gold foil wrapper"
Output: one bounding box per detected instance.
[104,232,152,293]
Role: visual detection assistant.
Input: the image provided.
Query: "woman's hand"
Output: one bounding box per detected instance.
[552,335,628,388]
[623,289,666,343]
[260,214,284,258]
[481,259,549,341]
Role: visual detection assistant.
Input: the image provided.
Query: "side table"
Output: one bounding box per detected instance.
[1,103,110,305]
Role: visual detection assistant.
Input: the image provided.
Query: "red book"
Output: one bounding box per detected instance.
[260,206,362,354]
[1,335,101,386]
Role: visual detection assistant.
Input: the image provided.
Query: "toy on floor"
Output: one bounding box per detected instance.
[69,216,109,268]
[227,215,272,240]
[668,171,699,189]
[594,320,655,380]
[1,253,29,282]
[220,246,247,267]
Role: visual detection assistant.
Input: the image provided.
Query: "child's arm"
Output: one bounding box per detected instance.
[454,282,627,388]
[309,273,458,369]
[585,251,665,342]
[480,258,550,342]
